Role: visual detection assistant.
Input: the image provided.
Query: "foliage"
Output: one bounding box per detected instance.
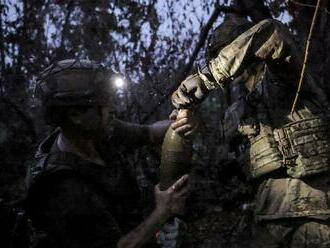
[1,0,330,246]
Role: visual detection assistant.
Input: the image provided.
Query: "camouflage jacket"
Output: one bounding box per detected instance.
[204,19,330,220]
[26,119,154,248]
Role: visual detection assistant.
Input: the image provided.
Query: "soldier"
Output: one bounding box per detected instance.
[26,59,189,248]
[171,15,330,247]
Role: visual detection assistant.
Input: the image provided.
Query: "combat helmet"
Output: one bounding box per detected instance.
[207,15,253,60]
[36,59,120,108]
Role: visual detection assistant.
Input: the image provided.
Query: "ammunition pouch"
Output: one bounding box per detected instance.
[274,116,330,178]
[248,124,283,178]
[248,116,330,179]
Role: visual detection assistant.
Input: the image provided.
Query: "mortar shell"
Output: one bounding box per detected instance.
[159,127,192,190]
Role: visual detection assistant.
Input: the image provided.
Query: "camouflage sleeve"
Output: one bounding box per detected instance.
[204,19,300,90]
[29,175,122,248]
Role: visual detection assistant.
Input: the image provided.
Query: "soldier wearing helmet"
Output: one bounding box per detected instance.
[172,15,330,247]
[26,59,189,248]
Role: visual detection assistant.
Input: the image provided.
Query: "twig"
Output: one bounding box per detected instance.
[0,3,6,96]
[289,0,330,15]
[291,0,322,114]
[53,0,74,61]
[141,4,240,123]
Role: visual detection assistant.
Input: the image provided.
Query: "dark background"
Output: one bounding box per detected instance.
[0,0,330,247]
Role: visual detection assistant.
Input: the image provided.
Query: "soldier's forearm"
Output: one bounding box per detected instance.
[206,19,298,90]
[148,120,171,145]
[117,208,168,248]
[111,119,169,148]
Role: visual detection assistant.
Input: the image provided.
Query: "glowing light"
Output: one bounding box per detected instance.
[113,76,125,89]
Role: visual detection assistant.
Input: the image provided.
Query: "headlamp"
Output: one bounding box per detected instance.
[113,76,125,89]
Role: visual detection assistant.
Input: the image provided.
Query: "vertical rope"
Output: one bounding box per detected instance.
[290,0,322,114]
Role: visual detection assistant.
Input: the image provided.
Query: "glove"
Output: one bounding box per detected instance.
[171,74,209,109]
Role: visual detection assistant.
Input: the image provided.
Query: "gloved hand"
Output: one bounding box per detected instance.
[171,74,209,109]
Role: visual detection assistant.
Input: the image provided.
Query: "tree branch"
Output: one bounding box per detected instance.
[16,0,26,77]
[140,4,239,123]
[180,4,240,82]
[54,0,74,61]
[0,3,5,95]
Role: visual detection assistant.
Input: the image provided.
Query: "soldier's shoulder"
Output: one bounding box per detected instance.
[255,19,287,31]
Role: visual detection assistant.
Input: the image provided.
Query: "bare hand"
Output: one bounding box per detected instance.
[170,109,198,137]
[154,174,189,219]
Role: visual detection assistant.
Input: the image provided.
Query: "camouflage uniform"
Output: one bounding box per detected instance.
[26,60,160,248]
[175,18,330,247]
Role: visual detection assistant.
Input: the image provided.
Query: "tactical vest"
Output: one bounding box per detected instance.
[27,132,141,239]
[246,115,330,178]
[248,122,283,178]
[275,116,330,178]
[27,152,123,242]
[238,65,330,179]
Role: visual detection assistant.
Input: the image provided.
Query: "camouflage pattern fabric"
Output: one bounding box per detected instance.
[36,59,117,108]
[248,123,283,178]
[204,18,330,226]
[274,116,330,178]
[262,219,330,248]
[255,174,330,220]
